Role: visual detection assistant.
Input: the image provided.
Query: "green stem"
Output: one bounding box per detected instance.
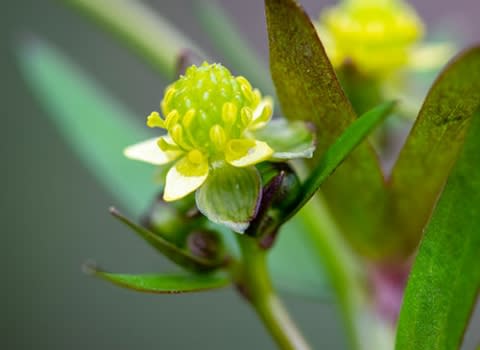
[61,0,206,78]
[298,195,395,350]
[236,236,312,350]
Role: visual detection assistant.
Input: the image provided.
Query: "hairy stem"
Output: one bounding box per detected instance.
[236,235,312,350]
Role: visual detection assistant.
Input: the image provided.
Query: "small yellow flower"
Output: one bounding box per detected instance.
[317,0,452,76]
[124,62,315,205]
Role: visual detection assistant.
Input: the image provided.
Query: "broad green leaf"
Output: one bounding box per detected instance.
[265,0,387,258]
[17,41,156,217]
[110,208,222,273]
[388,46,480,256]
[61,0,205,78]
[196,166,261,233]
[194,0,274,96]
[395,109,480,350]
[286,101,395,222]
[86,264,230,294]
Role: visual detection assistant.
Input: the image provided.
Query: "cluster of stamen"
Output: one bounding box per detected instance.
[146,62,272,162]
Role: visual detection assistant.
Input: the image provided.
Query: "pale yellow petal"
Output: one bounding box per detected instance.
[250,97,273,130]
[409,43,455,71]
[226,139,273,167]
[124,137,182,165]
[163,156,209,201]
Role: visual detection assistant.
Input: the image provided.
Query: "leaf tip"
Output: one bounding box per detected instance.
[82,259,98,276]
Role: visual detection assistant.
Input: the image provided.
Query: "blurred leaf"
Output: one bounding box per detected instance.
[265,0,387,258]
[86,264,230,294]
[286,101,395,221]
[269,217,330,299]
[388,46,480,256]
[61,0,205,78]
[17,41,156,217]
[196,166,261,233]
[110,208,222,273]
[194,0,274,95]
[395,109,480,350]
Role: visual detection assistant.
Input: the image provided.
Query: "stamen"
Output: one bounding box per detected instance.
[209,125,227,151]
[146,111,165,129]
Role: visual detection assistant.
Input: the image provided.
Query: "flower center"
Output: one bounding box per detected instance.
[148,62,268,157]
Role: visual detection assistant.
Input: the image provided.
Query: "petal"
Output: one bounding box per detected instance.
[163,155,209,201]
[250,97,274,130]
[225,139,273,167]
[253,119,316,160]
[124,137,182,165]
[409,43,455,71]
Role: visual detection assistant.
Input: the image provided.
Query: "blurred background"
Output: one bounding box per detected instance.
[1,1,479,349]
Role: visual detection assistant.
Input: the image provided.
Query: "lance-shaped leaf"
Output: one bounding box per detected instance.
[110,208,223,273]
[388,46,480,257]
[395,109,480,350]
[17,41,156,217]
[61,0,205,78]
[265,0,387,258]
[285,101,395,222]
[85,263,230,294]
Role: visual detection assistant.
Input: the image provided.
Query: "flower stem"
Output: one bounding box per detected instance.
[236,235,312,350]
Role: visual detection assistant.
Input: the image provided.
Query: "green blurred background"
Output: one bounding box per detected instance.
[1,1,479,349]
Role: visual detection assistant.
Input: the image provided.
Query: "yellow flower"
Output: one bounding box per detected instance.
[317,0,452,76]
[124,62,315,205]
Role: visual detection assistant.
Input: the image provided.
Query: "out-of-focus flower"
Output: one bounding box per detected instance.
[317,0,452,77]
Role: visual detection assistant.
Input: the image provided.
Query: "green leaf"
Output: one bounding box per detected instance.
[395,109,480,350]
[388,46,480,256]
[196,165,261,233]
[17,41,155,217]
[286,101,395,222]
[194,0,274,96]
[254,119,316,160]
[61,0,205,78]
[110,208,222,273]
[85,263,230,294]
[265,0,387,258]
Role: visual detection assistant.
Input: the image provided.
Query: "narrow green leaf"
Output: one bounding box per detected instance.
[61,0,205,78]
[110,208,222,273]
[395,109,480,350]
[17,41,155,217]
[85,264,230,294]
[286,101,395,222]
[265,0,387,258]
[196,166,261,233]
[388,46,480,256]
[194,0,274,95]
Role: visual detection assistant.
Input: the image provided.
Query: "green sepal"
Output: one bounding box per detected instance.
[85,263,230,294]
[196,165,261,233]
[110,208,223,273]
[254,119,316,160]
